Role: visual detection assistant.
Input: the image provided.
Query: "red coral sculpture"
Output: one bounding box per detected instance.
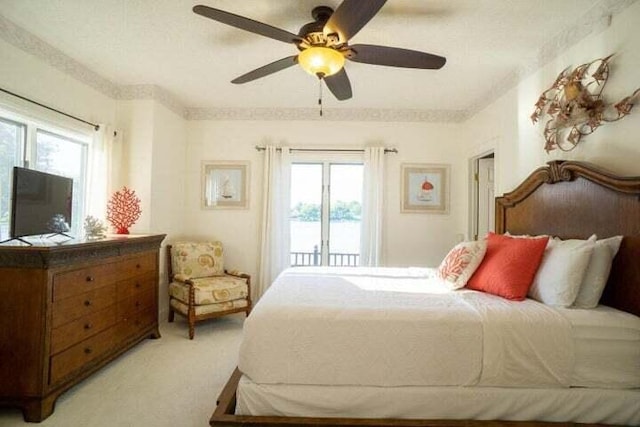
[106,187,142,234]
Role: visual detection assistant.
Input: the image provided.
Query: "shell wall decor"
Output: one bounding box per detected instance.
[531,54,639,152]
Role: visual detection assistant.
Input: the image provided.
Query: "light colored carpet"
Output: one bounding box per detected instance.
[0,315,244,427]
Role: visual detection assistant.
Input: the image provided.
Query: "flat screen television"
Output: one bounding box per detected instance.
[9,166,73,240]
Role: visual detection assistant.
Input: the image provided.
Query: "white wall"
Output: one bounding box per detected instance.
[115,99,187,316]
[184,120,467,288]
[463,1,640,196]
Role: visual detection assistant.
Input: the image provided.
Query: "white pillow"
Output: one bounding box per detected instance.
[528,235,596,307]
[573,236,623,309]
[437,240,487,289]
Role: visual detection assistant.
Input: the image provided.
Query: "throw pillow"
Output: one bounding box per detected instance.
[528,235,596,307]
[573,236,623,309]
[437,240,487,289]
[466,232,549,300]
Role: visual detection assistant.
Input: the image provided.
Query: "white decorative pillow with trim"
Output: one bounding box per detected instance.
[573,235,623,309]
[528,235,597,307]
[437,240,487,290]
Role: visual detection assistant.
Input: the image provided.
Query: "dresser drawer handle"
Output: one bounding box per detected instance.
[86,276,94,282]
[84,300,92,307]
[135,282,141,289]
[84,347,92,355]
[84,323,93,330]
[135,301,141,307]
[136,263,141,269]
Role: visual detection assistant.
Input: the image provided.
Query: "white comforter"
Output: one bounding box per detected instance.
[239,267,574,388]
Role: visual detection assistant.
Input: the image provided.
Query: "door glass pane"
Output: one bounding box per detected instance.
[0,119,24,240]
[329,164,363,266]
[35,130,87,236]
[290,164,322,266]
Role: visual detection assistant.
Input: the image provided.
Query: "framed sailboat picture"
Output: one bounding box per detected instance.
[202,161,250,209]
[401,163,450,214]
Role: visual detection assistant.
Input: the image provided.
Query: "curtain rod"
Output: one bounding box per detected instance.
[255,146,398,154]
[0,87,100,131]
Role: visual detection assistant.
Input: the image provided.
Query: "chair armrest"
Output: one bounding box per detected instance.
[225,269,250,280]
[173,273,192,282]
[173,274,195,286]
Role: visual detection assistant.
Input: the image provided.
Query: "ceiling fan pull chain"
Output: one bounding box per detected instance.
[318,77,323,117]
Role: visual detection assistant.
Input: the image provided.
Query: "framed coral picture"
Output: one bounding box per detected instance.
[202,161,250,209]
[401,163,450,214]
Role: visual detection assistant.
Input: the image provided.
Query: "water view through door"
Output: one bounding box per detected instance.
[290,162,363,266]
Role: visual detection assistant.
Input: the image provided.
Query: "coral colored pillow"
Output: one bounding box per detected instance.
[437,240,487,289]
[466,232,549,300]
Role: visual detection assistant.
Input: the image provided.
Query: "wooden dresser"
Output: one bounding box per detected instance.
[0,234,165,422]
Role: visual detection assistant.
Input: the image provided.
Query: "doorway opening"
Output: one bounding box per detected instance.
[470,152,495,240]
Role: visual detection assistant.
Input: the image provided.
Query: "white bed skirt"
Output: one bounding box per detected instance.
[236,374,640,425]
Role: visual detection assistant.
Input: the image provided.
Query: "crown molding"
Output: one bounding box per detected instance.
[185,107,467,123]
[116,85,188,118]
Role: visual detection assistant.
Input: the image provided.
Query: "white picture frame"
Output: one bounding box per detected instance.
[202,161,250,209]
[401,163,450,214]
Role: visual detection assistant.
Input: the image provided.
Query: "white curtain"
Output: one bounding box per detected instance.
[257,146,291,298]
[359,146,385,266]
[86,125,115,220]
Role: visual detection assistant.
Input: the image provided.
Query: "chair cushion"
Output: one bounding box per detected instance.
[170,298,248,316]
[171,242,225,279]
[169,275,248,305]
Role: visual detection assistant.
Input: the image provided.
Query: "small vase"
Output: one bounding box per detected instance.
[116,227,130,234]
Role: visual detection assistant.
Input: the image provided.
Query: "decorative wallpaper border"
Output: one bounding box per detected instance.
[186,107,467,123]
[0,0,635,123]
[116,85,187,118]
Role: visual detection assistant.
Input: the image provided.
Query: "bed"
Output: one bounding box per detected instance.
[210,160,640,426]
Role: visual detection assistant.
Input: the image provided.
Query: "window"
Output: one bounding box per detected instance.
[35,130,88,234]
[0,109,90,241]
[290,159,363,266]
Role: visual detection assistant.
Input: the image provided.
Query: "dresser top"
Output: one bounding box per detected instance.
[0,234,166,269]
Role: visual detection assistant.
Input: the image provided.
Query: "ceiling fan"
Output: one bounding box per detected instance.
[193,0,446,101]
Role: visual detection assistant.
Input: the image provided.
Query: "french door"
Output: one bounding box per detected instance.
[290,161,363,267]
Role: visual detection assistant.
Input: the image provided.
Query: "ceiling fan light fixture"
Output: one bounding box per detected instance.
[298,47,345,78]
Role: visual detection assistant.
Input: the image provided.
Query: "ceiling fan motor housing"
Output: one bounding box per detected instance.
[298,6,341,49]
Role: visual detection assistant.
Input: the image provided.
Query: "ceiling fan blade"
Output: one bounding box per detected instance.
[324,0,387,43]
[348,44,446,69]
[231,56,299,84]
[193,5,303,45]
[324,68,352,101]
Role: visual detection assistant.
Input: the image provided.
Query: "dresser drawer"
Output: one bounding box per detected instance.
[120,253,157,279]
[49,326,116,385]
[50,307,117,355]
[53,263,114,301]
[52,284,116,328]
[117,289,156,320]
[116,273,156,300]
[118,307,156,342]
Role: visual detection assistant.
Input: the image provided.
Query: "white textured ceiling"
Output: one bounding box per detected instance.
[0,0,626,116]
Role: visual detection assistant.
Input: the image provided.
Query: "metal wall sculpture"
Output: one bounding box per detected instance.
[531,55,639,152]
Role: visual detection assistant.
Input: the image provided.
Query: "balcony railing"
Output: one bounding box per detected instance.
[291,245,359,267]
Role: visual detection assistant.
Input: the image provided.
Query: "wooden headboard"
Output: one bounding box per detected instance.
[495,160,640,317]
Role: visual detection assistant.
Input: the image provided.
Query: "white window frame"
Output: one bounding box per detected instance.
[0,102,92,240]
[290,151,364,266]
